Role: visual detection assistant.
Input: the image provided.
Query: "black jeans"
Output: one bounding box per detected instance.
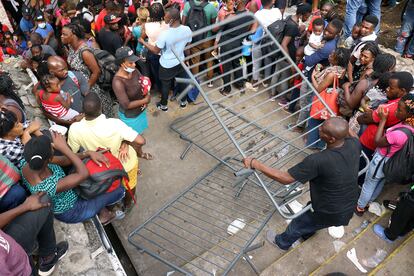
[147,52,162,91]
[221,44,244,92]
[4,207,56,257]
[159,64,188,106]
[385,194,414,240]
[275,210,351,249]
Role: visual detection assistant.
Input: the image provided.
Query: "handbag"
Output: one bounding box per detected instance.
[310,75,339,120]
[0,155,21,200]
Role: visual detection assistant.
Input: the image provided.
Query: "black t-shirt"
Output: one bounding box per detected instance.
[283,16,300,61]
[220,11,252,48]
[97,29,123,56]
[288,137,361,225]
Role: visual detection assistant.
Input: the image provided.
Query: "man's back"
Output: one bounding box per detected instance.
[98,29,122,56]
[288,137,361,223]
[68,115,138,172]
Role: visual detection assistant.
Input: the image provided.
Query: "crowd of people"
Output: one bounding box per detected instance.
[0,0,414,274]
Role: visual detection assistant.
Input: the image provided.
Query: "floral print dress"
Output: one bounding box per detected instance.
[67,44,113,117]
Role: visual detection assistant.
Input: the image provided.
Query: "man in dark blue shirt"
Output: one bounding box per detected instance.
[19,7,34,40]
[304,19,343,69]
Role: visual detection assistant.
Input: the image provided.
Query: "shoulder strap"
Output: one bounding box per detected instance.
[200,1,209,8]
[394,127,413,138]
[67,71,80,89]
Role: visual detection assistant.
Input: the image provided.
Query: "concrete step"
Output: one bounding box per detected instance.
[371,231,414,276]
[258,213,379,276]
[310,213,411,276]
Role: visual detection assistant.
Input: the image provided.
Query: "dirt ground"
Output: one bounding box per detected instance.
[335,0,407,48]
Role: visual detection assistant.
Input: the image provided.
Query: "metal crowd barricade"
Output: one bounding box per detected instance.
[129,13,369,275]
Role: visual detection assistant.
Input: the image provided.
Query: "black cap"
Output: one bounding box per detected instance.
[23,135,52,170]
[104,14,121,24]
[35,13,45,21]
[115,46,139,63]
[22,6,31,16]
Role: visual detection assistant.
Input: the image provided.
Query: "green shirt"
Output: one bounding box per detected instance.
[183,0,218,37]
[21,160,78,214]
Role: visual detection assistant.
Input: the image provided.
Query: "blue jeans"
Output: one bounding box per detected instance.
[55,186,125,223]
[275,210,339,249]
[0,184,28,212]
[306,118,326,150]
[395,4,414,55]
[344,0,381,37]
[357,151,389,209]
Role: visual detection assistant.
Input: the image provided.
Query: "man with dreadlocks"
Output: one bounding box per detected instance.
[372,92,414,243]
[356,72,414,216]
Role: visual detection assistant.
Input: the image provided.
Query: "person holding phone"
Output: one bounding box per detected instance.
[0,192,69,276]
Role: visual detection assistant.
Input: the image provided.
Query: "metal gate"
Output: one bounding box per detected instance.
[129,13,369,275]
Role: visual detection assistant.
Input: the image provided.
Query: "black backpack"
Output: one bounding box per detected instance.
[260,18,287,59]
[383,127,414,184]
[186,0,209,42]
[79,47,119,88]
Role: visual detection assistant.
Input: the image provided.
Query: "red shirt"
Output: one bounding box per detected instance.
[128,5,136,15]
[95,9,108,32]
[294,62,304,88]
[359,98,401,150]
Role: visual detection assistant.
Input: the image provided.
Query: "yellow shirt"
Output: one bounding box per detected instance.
[67,115,138,172]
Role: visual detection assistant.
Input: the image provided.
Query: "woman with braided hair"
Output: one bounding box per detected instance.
[356,72,414,216]
[61,23,114,117]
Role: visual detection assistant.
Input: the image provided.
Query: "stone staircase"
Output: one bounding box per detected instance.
[217,184,413,276]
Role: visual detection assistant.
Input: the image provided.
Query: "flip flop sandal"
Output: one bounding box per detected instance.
[101,210,125,226]
[140,152,154,160]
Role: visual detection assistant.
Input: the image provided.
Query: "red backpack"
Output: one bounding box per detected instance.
[75,149,136,203]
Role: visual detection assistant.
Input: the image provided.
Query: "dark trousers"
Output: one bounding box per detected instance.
[147,52,162,91]
[221,44,244,92]
[385,195,414,240]
[275,210,348,249]
[159,64,188,106]
[4,207,56,257]
[0,184,28,213]
[288,87,300,113]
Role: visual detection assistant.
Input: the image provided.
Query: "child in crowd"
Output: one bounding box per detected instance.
[344,23,361,49]
[38,74,80,121]
[286,47,305,113]
[12,31,28,54]
[349,72,392,135]
[356,72,414,216]
[132,7,150,59]
[304,18,325,70]
[2,31,18,56]
[360,72,393,112]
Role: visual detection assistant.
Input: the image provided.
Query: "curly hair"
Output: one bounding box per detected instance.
[0,73,25,110]
[149,2,164,22]
[401,93,414,127]
[371,54,396,80]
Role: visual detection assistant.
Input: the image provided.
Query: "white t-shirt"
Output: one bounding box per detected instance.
[304,33,323,56]
[145,21,169,47]
[351,32,377,65]
[254,8,282,27]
